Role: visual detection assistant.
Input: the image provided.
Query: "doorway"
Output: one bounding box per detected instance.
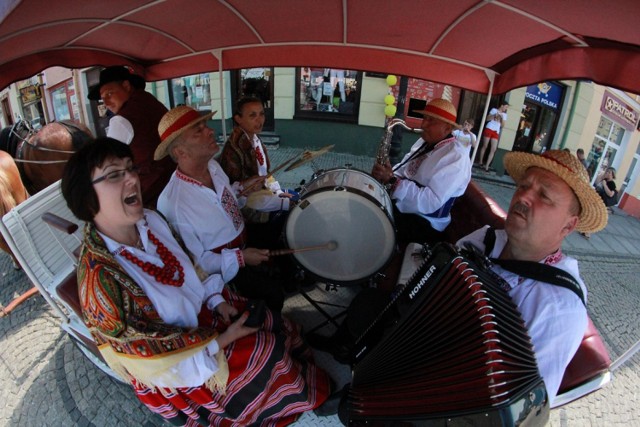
[512,102,557,153]
[1,97,13,125]
[231,68,275,132]
[586,116,624,183]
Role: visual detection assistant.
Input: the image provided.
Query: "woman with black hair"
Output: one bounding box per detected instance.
[61,137,332,425]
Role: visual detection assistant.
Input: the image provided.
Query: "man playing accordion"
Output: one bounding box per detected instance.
[456,149,607,405]
[310,149,607,408]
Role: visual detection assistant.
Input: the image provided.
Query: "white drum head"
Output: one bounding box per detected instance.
[285,189,395,284]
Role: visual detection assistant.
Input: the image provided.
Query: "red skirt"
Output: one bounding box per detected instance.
[134,290,331,426]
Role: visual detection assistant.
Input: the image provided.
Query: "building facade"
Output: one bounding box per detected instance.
[3,66,639,217]
[488,81,640,217]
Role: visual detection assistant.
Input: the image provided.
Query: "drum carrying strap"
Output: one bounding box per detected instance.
[482,227,585,306]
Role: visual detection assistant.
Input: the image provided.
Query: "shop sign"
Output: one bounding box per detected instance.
[524,81,563,110]
[601,90,639,131]
[20,84,41,104]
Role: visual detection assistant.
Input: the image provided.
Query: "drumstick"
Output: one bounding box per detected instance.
[268,241,338,256]
[239,156,297,196]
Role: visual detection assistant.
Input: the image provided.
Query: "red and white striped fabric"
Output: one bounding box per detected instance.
[134,290,332,426]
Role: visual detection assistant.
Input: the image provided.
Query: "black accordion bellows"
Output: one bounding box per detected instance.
[346,243,549,426]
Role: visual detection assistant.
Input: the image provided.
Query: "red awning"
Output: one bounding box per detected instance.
[1,0,639,94]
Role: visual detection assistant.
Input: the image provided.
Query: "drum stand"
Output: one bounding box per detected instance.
[298,282,350,334]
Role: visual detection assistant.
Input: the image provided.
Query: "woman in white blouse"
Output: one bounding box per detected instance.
[60,138,332,426]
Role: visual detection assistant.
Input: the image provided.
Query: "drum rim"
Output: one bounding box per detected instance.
[302,167,386,196]
[301,185,393,221]
[301,168,393,219]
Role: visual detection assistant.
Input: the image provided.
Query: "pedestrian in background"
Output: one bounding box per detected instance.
[577,148,589,169]
[453,118,477,159]
[478,102,509,171]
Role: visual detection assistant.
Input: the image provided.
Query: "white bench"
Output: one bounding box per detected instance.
[0,180,118,380]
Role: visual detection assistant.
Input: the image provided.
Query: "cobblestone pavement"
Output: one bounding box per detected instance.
[1,148,639,426]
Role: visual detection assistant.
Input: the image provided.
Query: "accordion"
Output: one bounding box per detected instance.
[345,242,550,426]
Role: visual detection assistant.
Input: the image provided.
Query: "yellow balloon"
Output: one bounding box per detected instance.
[384,105,397,117]
[384,94,395,105]
[386,75,398,86]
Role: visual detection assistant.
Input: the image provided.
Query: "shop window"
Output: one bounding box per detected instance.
[51,84,71,121]
[295,68,362,123]
[170,73,212,111]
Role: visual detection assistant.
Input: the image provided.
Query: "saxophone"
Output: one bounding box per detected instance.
[375,118,422,165]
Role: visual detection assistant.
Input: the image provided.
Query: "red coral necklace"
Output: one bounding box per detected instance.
[121,229,185,287]
[254,146,265,166]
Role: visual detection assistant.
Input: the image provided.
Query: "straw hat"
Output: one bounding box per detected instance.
[88,66,146,101]
[412,98,461,128]
[504,149,608,233]
[154,106,217,160]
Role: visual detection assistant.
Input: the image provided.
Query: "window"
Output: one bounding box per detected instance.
[50,79,79,122]
[295,68,362,122]
[587,116,624,181]
[51,85,71,121]
[170,73,212,111]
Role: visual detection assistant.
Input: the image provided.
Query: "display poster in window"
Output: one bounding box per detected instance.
[297,68,360,119]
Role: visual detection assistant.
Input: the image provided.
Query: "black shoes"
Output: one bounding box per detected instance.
[306,332,352,364]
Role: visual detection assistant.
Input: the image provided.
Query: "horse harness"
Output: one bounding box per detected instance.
[13,120,87,164]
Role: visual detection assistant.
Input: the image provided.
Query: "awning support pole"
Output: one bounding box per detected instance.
[211,50,227,140]
[470,70,495,165]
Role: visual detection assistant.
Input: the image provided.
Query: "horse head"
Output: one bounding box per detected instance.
[0,120,33,158]
[20,121,94,194]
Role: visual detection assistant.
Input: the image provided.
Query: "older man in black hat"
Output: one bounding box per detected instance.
[88,66,174,207]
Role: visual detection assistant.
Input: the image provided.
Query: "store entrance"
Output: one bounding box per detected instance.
[512,101,557,154]
[232,68,275,132]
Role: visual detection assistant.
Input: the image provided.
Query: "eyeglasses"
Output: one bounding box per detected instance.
[92,165,140,184]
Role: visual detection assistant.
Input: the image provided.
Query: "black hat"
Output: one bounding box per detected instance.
[88,66,146,101]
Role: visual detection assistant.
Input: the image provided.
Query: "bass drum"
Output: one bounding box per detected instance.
[285,168,395,285]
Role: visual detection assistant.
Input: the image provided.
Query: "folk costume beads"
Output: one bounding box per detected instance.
[121,229,185,287]
[254,146,265,166]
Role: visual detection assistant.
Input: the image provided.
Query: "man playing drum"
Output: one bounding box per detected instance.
[371,98,472,244]
[154,106,285,311]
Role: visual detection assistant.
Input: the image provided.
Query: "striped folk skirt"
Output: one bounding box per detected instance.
[134,291,332,426]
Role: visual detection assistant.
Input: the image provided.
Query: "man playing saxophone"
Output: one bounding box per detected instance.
[371,98,471,244]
